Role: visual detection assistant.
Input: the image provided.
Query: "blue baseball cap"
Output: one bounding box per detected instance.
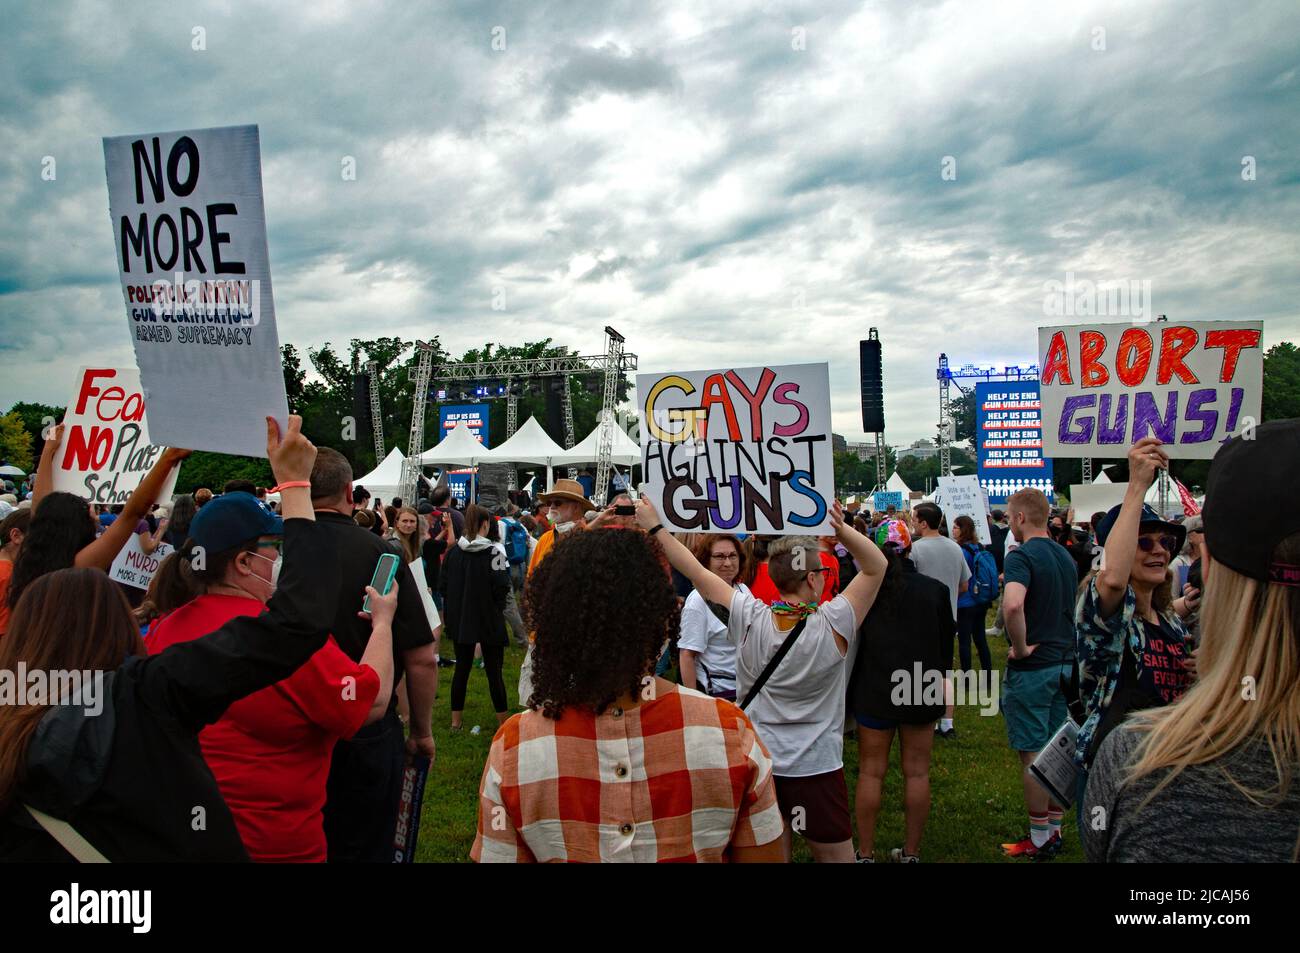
[1095,501,1186,553]
[188,492,283,554]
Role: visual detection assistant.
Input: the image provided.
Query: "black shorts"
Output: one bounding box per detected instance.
[773,768,852,843]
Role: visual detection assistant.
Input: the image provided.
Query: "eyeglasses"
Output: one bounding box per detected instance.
[1136,535,1178,555]
[710,553,739,562]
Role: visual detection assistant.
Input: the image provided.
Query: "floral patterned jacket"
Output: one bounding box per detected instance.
[1074,577,1191,768]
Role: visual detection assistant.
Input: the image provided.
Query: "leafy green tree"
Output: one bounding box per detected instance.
[6,401,63,450]
[173,451,274,496]
[1263,341,1300,421]
[951,389,977,444]
[0,412,34,473]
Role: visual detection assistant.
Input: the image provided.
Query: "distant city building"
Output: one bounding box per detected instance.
[897,438,940,462]
[845,441,874,461]
[832,433,847,454]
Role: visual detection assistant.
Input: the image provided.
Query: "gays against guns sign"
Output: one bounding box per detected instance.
[637,363,835,535]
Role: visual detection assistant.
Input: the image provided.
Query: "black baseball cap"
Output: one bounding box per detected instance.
[1203,418,1300,586]
[1095,501,1186,554]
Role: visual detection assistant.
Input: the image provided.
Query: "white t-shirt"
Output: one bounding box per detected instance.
[726,589,859,778]
[677,585,748,695]
[910,534,971,621]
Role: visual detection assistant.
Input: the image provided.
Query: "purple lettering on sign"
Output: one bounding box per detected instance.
[1058,395,1095,444]
[1131,391,1177,443]
[1223,386,1244,438]
[706,476,744,530]
[1098,393,1128,444]
[1181,388,1219,443]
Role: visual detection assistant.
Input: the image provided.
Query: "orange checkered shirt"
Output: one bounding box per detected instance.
[471,685,783,862]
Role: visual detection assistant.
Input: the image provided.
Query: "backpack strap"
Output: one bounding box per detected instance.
[25,805,110,863]
[740,617,809,711]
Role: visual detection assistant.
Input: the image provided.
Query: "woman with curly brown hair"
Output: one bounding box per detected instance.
[472,526,784,863]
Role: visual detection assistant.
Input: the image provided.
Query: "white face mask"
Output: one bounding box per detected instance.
[249,550,282,594]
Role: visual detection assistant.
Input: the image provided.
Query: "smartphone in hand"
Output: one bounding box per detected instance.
[363,552,401,614]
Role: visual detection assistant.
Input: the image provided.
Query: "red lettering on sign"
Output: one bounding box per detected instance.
[1080,330,1109,388]
[1041,331,1073,386]
[1115,328,1153,387]
[1157,326,1200,385]
[1204,328,1262,382]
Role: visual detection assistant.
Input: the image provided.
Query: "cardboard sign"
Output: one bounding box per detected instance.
[53,367,179,505]
[1038,321,1263,459]
[935,475,992,545]
[1067,482,1130,521]
[109,534,174,591]
[637,363,834,535]
[872,490,904,511]
[1029,718,1081,807]
[392,753,431,864]
[103,124,288,458]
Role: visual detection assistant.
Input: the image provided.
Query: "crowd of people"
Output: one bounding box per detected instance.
[0,413,1296,864]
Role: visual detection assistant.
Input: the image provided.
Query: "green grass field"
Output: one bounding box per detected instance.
[415,627,1080,863]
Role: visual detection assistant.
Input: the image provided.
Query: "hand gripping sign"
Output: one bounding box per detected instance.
[637,363,835,535]
[103,124,288,458]
[1038,321,1263,460]
[53,367,179,505]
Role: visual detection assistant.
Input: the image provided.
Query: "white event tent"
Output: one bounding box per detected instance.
[352,447,407,502]
[885,471,911,494]
[551,421,641,467]
[480,417,566,488]
[418,420,488,467]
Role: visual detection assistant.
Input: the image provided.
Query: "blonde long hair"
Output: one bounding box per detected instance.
[1124,531,1300,855]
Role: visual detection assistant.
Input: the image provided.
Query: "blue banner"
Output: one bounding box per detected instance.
[976,381,1054,505]
[438,404,490,502]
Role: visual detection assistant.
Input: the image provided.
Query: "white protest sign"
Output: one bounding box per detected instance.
[109,535,174,591]
[53,367,179,505]
[1067,482,1129,521]
[1038,320,1263,460]
[103,124,288,458]
[936,475,992,545]
[637,362,835,535]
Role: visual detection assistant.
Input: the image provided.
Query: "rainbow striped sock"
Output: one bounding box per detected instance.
[1029,813,1051,848]
[1048,809,1064,839]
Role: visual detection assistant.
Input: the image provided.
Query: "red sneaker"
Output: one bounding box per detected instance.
[1000,833,1061,860]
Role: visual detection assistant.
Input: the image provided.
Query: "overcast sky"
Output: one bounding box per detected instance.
[2,0,1297,447]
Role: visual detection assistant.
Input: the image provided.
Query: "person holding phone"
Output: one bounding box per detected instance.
[147,493,396,862]
[310,448,438,863]
[441,504,511,730]
[0,416,347,862]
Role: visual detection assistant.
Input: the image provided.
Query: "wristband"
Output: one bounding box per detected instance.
[648,523,664,536]
[271,481,312,493]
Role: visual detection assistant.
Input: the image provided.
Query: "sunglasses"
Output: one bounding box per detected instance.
[1136,535,1178,555]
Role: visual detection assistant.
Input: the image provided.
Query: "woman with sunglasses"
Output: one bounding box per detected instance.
[678,534,748,700]
[147,489,395,861]
[1075,437,1197,788]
